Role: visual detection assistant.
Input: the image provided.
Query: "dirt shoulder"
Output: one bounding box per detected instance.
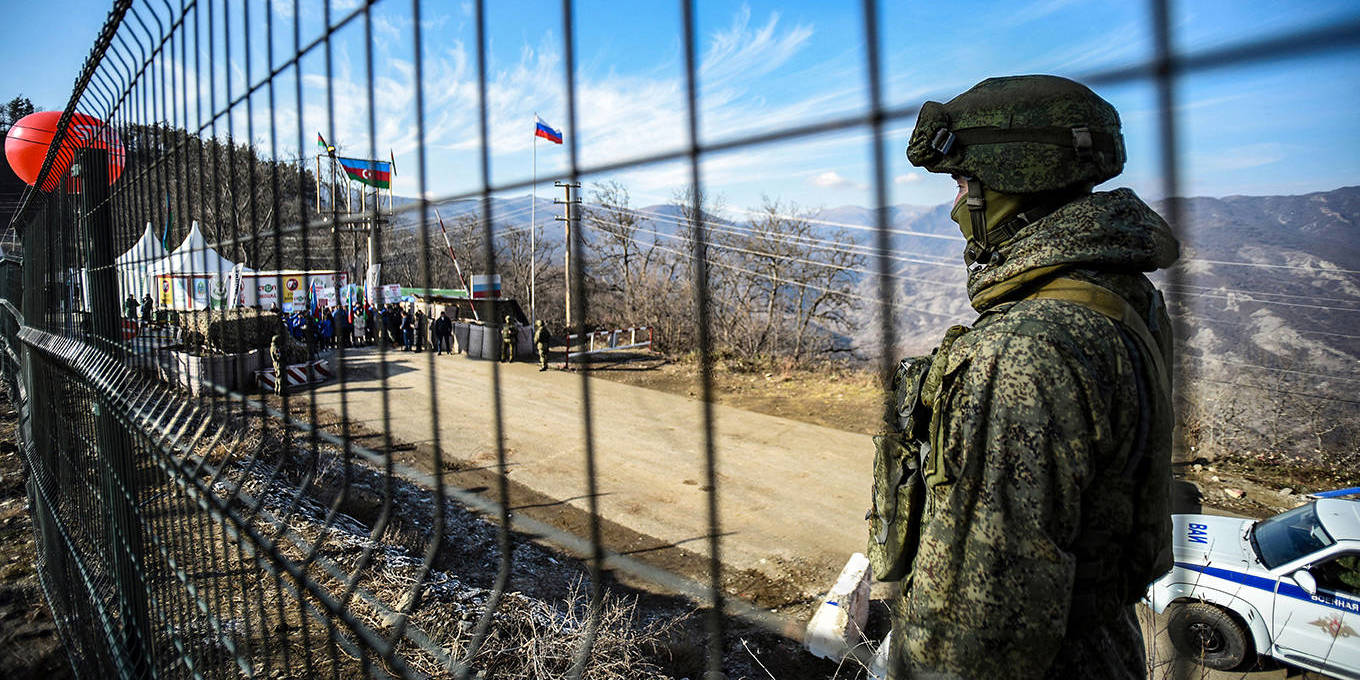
[0,397,72,680]
[589,354,1354,520]
[582,353,885,437]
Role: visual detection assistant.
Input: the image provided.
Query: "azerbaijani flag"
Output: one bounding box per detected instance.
[317,132,334,154]
[336,156,392,189]
[534,115,563,144]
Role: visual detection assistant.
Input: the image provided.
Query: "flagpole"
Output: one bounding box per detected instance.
[530,118,537,328]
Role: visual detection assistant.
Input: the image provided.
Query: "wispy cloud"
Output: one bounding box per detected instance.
[1192,142,1288,172]
[700,5,814,88]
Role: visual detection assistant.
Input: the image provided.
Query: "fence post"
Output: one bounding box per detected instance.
[78,148,154,677]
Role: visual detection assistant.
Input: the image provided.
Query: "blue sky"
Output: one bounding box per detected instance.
[2,0,1358,213]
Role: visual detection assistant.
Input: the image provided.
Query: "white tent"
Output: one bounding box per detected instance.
[148,221,257,309]
[116,222,169,301]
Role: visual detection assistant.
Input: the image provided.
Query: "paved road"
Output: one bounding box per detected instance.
[309,348,872,590]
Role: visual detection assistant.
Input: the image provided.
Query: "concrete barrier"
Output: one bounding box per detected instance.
[159,348,263,396]
[805,552,872,660]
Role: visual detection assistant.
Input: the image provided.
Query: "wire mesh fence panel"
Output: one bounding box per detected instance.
[0,1,1357,679]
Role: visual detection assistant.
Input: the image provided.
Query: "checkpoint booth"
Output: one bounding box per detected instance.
[406,285,532,360]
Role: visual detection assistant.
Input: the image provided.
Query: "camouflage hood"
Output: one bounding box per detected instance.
[967,188,1178,310]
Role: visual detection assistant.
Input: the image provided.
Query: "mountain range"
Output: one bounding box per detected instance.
[387,186,1358,400]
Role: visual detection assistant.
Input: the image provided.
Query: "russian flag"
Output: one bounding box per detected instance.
[534,115,563,145]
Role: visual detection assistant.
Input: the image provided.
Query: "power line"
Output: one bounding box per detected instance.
[578,215,962,290]
[1188,355,1360,383]
[1174,312,1360,339]
[590,225,965,320]
[1176,258,1360,276]
[596,210,1360,316]
[1164,282,1360,305]
[610,202,962,270]
[1167,287,1360,314]
[626,193,966,244]
[1195,377,1360,406]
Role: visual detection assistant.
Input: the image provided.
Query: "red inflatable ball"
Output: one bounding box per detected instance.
[4,111,125,192]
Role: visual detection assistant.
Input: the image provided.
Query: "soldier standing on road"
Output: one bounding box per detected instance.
[269,333,286,396]
[533,320,550,371]
[124,293,139,320]
[415,309,428,352]
[870,75,1177,680]
[500,315,517,363]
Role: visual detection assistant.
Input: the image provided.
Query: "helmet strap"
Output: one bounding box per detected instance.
[963,178,998,269]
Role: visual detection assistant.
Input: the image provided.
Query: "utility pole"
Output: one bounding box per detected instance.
[554,181,581,331]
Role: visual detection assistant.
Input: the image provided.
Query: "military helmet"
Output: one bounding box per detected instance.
[907,75,1125,194]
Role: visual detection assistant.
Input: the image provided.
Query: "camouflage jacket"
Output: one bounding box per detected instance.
[894,189,1178,680]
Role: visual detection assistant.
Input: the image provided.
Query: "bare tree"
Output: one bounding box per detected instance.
[586,180,658,321]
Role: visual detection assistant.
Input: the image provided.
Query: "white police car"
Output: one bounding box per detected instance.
[1146,487,1360,677]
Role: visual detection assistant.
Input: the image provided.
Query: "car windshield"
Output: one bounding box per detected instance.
[1252,503,1336,569]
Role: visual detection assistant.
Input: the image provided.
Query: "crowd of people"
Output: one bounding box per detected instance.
[127,291,548,369]
[277,302,459,354]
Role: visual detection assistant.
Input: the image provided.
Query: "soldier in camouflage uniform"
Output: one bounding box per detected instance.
[500,315,517,363]
[533,320,550,371]
[269,332,286,395]
[874,75,1177,679]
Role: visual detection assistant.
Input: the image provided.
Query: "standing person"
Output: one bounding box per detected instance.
[400,308,415,351]
[500,315,517,363]
[415,308,428,352]
[434,311,452,355]
[353,305,367,346]
[124,293,139,320]
[269,333,287,396]
[533,320,550,371]
[871,75,1176,680]
[140,293,154,325]
[319,311,334,351]
[303,311,318,356]
[385,304,401,347]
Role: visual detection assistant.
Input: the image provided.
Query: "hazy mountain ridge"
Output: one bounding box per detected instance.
[386,186,1358,391]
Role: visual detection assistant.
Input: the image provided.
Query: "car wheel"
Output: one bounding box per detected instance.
[1168,602,1253,671]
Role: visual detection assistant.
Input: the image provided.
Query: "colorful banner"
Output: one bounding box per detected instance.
[365,264,381,305]
[208,274,229,309]
[257,280,278,310]
[192,277,209,308]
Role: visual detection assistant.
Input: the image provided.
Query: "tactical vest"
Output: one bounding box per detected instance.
[867,277,1172,608]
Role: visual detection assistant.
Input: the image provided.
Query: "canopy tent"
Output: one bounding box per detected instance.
[116,222,169,301]
[148,221,257,310]
[147,221,242,279]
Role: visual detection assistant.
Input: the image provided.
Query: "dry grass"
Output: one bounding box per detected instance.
[168,406,701,679]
